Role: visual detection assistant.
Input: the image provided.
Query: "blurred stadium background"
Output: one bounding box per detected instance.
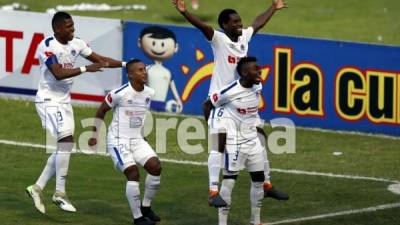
[0,1,399,225]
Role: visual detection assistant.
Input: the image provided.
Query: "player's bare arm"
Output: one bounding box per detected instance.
[47,62,103,80]
[202,99,214,122]
[172,0,214,40]
[88,101,111,147]
[86,52,125,68]
[251,0,287,34]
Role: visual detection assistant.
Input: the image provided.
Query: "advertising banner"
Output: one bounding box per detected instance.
[123,21,400,136]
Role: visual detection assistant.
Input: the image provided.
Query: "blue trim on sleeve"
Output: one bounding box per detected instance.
[220,81,238,95]
[45,55,59,67]
[44,37,54,47]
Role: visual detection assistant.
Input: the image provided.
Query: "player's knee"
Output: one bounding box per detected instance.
[250,171,265,182]
[144,157,161,176]
[124,166,139,181]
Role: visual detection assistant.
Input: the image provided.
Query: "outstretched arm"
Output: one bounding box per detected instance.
[86,52,125,68]
[172,0,214,41]
[251,0,287,34]
[48,63,103,80]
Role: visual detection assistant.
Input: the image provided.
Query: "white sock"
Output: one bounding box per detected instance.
[35,152,56,190]
[250,182,264,224]
[208,151,222,191]
[218,179,235,225]
[142,174,161,207]
[263,150,271,184]
[55,142,73,193]
[126,181,142,219]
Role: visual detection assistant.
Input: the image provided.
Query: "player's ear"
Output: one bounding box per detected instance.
[174,43,179,53]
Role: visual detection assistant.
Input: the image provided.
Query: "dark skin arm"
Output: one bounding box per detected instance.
[88,101,112,147]
[173,0,214,41]
[203,99,214,122]
[48,62,103,81]
[86,52,124,68]
[251,0,287,34]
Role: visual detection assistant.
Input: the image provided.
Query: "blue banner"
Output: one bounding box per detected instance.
[123,21,400,136]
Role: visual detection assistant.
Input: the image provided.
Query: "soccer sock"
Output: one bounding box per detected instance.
[208,151,222,192]
[263,150,271,185]
[55,142,73,193]
[126,181,142,219]
[35,152,56,190]
[250,181,264,224]
[218,179,235,225]
[142,174,161,207]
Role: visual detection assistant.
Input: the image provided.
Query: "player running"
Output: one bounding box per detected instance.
[88,59,161,225]
[26,11,125,214]
[172,0,289,207]
[204,56,270,225]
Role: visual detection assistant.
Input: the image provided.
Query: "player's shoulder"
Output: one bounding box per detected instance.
[39,36,56,49]
[111,83,130,95]
[143,85,155,97]
[219,80,239,94]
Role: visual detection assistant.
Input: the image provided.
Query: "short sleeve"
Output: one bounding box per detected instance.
[105,90,121,108]
[210,81,238,107]
[76,38,93,57]
[210,29,224,45]
[242,26,254,43]
[37,41,59,68]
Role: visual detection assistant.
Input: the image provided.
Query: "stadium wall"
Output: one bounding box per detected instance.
[0,11,123,103]
[123,21,400,136]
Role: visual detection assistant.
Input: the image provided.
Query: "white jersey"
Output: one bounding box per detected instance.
[35,36,93,103]
[210,80,262,149]
[208,27,254,95]
[105,82,154,139]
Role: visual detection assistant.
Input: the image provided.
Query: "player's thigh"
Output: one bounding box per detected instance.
[107,139,136,172]
[132,139,158,168]
[35,102,74,139]
[246,148,264,173]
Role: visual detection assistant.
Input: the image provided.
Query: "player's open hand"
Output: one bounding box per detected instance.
[273,0,288,10]
[172,0,186,13]
[86,63,103,72]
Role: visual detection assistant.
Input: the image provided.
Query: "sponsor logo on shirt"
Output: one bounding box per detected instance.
[71,50,76,56]
[237,106,258,115]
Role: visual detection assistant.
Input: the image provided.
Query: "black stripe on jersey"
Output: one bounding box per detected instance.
[220,81,238,95]
[45,37,54,47]
[114,83,129,94]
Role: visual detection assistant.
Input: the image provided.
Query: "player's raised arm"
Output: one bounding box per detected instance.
[47,62,103,80]
[86,52,125,68]
[251,0,287,34]
[172,0,214,40]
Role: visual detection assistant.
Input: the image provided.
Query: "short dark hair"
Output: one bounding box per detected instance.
[218,9,238,29]
[237,56,257,76]
[126,58,143,72]
[51,11,72,30]
[139,26,176,42]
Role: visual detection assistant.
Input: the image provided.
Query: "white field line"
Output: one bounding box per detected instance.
[1,139,399,184]
[264,202,400,225]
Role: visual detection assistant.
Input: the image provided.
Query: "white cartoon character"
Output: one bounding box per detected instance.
[138,26,183,113]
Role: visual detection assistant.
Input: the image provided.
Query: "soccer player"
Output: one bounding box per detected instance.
[203,56,269,225]
[26,11,126,214]
[88,59,161,225]
[172,0,289,206]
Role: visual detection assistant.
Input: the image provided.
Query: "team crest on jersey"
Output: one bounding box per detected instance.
[240,44,245,51]
[229,43,235,49]
[145,98,150,104]
[71,50,76,56]
[212,93,219,102]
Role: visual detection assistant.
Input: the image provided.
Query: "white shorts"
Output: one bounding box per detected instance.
[107,137,158,172]
[35,102,74,140]
[223,138,264,172]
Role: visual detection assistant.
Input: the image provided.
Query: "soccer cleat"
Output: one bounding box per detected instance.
[264,186,289,200]
[133,216,156,225]
[141,206,161,222]
[208,190,227,207]
[52,191,77,212]
[26,184,46,214]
